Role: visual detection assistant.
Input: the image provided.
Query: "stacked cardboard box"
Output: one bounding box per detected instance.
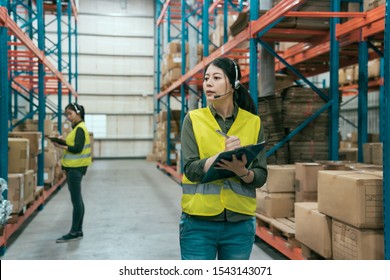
[256,165,295,218]
[295,202,332,259]
[161,41,203,90]
[363,142,383,165]
[282,87,329,162]
[258,94,288,164]
[150,110,181,165]
[317,170,384,259]
[273,0,334,31]
[294,162,324,202]
[209,14,236,47]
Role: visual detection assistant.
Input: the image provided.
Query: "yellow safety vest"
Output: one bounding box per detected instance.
[181,107,261,216]
[61,122,92,168]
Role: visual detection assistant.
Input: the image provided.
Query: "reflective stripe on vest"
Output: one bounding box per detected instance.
[61,122,92,168]
[181,107,260,216]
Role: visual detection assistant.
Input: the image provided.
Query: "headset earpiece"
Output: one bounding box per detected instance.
[232,60,240,89]
[73,103,80,114]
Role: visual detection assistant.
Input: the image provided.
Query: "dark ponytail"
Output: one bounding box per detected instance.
[233,84,257,115]
[205,57,257,115]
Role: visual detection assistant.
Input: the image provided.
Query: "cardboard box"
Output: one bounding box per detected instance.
[23,119,53,136]
[256,189,295,218]
[23,170,35,205]
[263,165,295,193]
[364,0,385,11]
[294,162,324,202]
[295,162,324,192]
[318,171,383,229]
[339,148,358,162]
[9,131,42,156]
[317,160,352,171]
[332,219,384,259]
[363,143,374,164]
[29,155,38,173]
[295,202,332,259]
[371,142,383,165]
[44,167,55,185]
[44,149,57,168]
[8,138,30,173]
[7,173,24,214]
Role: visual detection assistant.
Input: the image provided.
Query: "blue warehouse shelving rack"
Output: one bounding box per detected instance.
[154,0,389,259]
[0,0,78,255]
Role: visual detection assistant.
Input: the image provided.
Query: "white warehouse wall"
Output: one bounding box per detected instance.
[46,0,155,158]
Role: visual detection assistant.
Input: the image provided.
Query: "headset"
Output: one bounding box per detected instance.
[73,103,81,114]
[232,59,240,89]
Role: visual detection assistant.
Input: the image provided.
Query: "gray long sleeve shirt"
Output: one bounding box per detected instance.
[181,104,267,221]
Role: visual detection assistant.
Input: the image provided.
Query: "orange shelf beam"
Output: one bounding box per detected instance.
[285,11,365,18]
[156,0,171,26]
[156,162,182,183]
[256,225,305,260]
[336,5,385,39]
[0,7,78,97]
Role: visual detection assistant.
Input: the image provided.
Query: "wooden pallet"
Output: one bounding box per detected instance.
[255,213,304,260]
[34,186,44,200]
[256,213,300,246]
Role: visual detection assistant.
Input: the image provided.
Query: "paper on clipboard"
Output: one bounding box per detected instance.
[201,141,266,183]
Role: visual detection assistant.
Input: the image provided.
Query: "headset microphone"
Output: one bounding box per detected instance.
[214,90,233,99]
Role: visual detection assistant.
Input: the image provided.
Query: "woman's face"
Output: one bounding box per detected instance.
[203,64,233,102]
[65,108,80,124]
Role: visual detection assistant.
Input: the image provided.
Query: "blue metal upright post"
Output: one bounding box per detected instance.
[68,0,72,85]
[0,1,9,182]
[74,20,78,103]
[57,0,63,134]
[382,0,390,260]
[156,0,162,114]
[357,40,368,162]
[202,0,210,108]
[37,0,45,186]
[249,0,259,112]
[223,1,228,43]
[329,0,340,160]
[67,0,72,104]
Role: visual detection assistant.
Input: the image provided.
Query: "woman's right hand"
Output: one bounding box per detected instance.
[224,136,241,151]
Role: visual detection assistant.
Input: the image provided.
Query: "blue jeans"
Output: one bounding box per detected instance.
[179,213,256,260]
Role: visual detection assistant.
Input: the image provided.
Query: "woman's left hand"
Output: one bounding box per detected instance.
[216,154,248,175]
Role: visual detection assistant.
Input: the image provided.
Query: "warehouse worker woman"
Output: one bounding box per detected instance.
[180,57,267,259]
[53,103,92,243]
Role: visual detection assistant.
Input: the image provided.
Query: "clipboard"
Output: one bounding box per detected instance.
[201,141,266,183]
[48,137,66,146]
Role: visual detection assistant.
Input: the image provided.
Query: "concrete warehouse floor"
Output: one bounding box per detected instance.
[1,159,287,260]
